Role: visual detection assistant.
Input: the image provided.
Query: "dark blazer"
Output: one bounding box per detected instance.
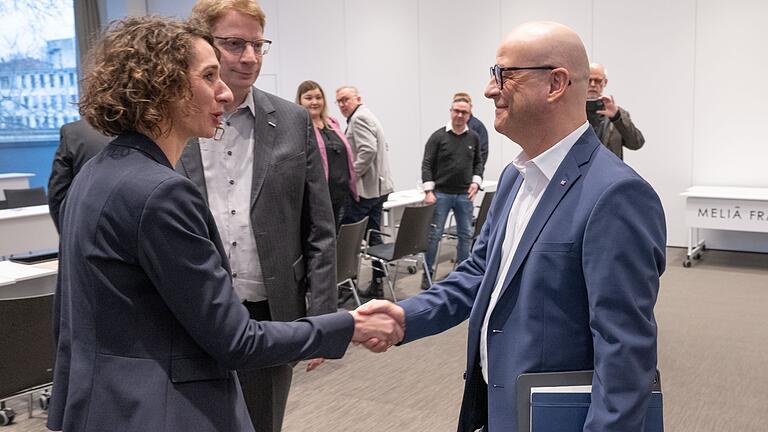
[177,87,337,321]
[48,133,353,432]
[398,128,666,431]
[47,120,111,232]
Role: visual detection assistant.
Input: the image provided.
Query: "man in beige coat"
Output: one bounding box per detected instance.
[336,86,394,297]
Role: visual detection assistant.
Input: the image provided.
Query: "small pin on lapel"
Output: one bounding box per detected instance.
[560,179,567,186]
[268,121,276,128]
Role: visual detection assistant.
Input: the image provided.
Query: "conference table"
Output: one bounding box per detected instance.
[0,205,58,260]
[680,185,768,267]
[381,180,498,233]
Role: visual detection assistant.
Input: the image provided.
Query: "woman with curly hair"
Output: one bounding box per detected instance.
[48,15,397,432]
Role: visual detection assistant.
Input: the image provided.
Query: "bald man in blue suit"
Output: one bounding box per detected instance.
[359,21,666,432]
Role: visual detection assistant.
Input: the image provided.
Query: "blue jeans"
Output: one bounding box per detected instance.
[425,192,474,272]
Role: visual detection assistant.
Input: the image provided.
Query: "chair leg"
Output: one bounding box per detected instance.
[391,261,400,293]
[379,260,397,302]
[434,237,443,279]
[348,279,362,307]
[421,253,433,287]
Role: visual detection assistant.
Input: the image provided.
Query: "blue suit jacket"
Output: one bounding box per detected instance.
[48,133,354,432]
[399,128,666,432]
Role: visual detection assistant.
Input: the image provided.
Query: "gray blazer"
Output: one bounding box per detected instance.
[346,105,394,199]
[177,88,337,321]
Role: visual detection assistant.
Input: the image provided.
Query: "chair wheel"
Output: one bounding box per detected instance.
[683,259,691,268]
[39,393,51,411]
[407,265,417,274]
[693,253,701,260]
[0,408,16,426]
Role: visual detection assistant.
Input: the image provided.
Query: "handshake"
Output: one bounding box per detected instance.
[349,300,406,353]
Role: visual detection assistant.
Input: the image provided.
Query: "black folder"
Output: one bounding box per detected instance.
[516,370,663,432]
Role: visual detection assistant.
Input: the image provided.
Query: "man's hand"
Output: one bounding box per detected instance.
[467,182,479,201]
[354,300,406,352]
[305,358,325,372]
[349,307,404,352]
[596,95,619,118]
[424,190,437,205]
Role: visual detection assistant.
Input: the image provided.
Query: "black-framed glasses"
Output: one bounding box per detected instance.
[214,36,272,56]
[490,64,558,90]
[450,108,470,116]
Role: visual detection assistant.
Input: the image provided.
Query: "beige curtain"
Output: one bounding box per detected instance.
[74,0,101,76]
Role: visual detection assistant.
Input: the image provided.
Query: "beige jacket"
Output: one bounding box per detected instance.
[345,105,394,199]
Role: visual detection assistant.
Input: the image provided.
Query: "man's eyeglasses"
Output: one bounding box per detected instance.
[214,37,272,56]
[336,97,353,106]
[588,77,606,86]
[490,64,558,90]
[450,108,470,116]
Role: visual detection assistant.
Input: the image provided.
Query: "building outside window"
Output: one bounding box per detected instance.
[0,0,79,190]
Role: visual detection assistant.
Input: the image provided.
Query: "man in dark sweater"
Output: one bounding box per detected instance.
[421,96,484,288]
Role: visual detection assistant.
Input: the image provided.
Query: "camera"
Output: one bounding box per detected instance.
[586,99,605,112]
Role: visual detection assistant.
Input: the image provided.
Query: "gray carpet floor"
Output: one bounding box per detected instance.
[4,247,767,431]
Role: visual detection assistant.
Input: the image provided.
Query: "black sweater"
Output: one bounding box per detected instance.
[421,127,483,194]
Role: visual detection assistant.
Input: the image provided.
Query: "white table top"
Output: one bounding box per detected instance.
[0,260,57,282]
[384,180,498,210]
[0,172,34,180]
[0,204,50,221]
[681,186,768,201]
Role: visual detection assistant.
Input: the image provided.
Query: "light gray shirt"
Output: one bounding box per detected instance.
[480,122,588,383]
[200,91,266,302]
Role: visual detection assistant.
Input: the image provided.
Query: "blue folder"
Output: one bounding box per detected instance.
[517,370,663,432]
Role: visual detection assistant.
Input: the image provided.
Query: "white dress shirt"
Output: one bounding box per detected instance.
[480,122,589,383]
[200,91,267,302]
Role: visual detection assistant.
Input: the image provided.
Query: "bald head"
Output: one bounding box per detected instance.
[502,21,589,98]
[485,21,588,155]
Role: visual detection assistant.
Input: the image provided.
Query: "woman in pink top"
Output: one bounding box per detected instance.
[296,80,358,231]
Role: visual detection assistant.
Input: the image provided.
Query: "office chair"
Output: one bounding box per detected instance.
[3,187,47,208]
[336,217,369,307]
[363,204,435,301]
[435,191,496,275]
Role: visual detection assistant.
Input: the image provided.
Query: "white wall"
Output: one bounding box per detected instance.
[105,0,768,252]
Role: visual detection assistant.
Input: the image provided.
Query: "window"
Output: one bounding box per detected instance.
[0,0,79,190]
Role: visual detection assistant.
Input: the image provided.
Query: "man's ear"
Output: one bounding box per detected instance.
[548,68,570,101]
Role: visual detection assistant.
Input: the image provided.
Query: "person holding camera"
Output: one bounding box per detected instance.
[587,62,645,160]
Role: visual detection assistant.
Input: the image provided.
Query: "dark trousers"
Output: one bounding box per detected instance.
[238,300,293,432]
[342,193,389,278]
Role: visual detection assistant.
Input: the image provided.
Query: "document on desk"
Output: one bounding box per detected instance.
[0,260,57,282]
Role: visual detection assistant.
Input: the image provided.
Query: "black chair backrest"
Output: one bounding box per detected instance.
[473,191,496,238]
[391,204,436,260]
[336,216,369,282]
[0,293,55,397]
[4,186,47,208]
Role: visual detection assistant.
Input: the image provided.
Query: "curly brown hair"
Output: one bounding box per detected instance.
[79,16,215,137]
